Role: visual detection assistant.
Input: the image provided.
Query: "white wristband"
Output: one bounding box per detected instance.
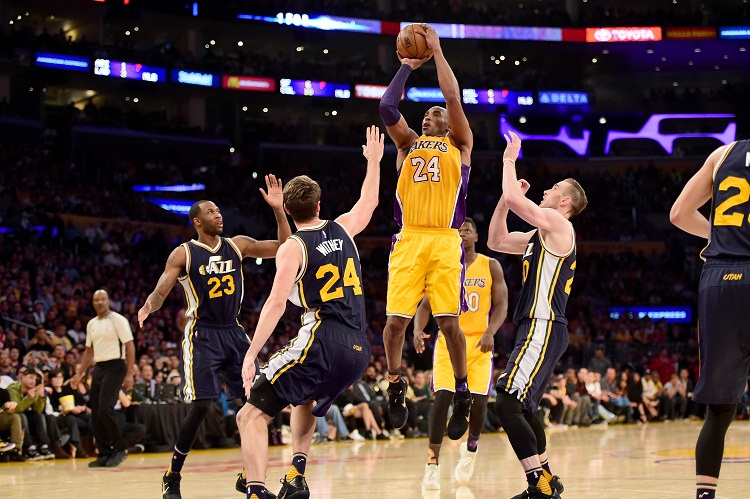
[503,158,516,165]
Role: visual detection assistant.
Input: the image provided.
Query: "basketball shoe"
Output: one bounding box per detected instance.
[421,463,440,491]
[455,441,477,484]
[387,377,408,429]
[447,391,472,440]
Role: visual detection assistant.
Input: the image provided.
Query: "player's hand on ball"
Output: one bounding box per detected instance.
[397,52,433,70]
[362,125,385,163]
[421,24,440,51]
[260,174,283,210]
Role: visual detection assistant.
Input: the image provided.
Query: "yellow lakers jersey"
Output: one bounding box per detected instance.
[394,135,469,228]
[461,254,492,335]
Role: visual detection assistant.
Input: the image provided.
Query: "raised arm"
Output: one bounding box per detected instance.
[335,126,384,237]
[380,51,432,159]
[502,132,569,234]
[233,174,293,259]
[241,240,302,396]
[137,245,186,327]
[670,145,727,238]
[423,25,472,156]
[488,191,535,255]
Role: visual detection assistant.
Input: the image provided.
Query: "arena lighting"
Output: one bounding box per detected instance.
[94,59,166,82]
[586,27,662,42]
[609,306,692,324]
[238,13,381,33]
[604,114,736,154]
[146,198,193,215]
[133,184,206,192]
[499,117,590,156]
[35,52,90,72]
[280,79,351,98]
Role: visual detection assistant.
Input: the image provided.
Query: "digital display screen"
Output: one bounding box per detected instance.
[405,87,444,103]
[146,198,194,216]
[719,26,750,39]
[538,91,590,105]
[94,59,166,82]
[35,52,90,72]
[238,12,382,33]
[279,79,351,98]
[421,23,562,42]
[134,184,206,193]
[586,27,662,42]
[354,84,403,100]
[222,75,276,92]
[462,89,534,106]
[170,69,220,88]
[609,307,692,324]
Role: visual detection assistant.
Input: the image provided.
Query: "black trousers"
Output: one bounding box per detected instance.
[90,359,129,456]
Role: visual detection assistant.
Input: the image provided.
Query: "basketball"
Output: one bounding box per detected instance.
[396,23,433,60]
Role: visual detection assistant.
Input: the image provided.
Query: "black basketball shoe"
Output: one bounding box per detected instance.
[275,475,310,499]
[387,377,408,429]
[162,472,182,499]
[447,390,472,440]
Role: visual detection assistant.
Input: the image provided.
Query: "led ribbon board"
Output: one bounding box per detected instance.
[146,198,194,215]
[719,27,750,39]
[538,91,589,105]
[279,79,350,98]
[94,59,166,82]
[170,69,220,87]
[499,117,590,156]
[222,75,276,92]
[238,13,381,33]
[586,27,662,42]
[35,52,90,72]
[133,184,206,192]
[609,306,692,324]
[604,114,736,154]
[413,23,562,41]
[462,89,534,106]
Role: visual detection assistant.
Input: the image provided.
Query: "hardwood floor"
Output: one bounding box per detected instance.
[3,420,750,498]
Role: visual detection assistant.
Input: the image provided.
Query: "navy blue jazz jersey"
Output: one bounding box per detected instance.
[287,220,366,332]
[258,220,370,417]
[178,238,244,326]
[513,227,576,325]
[702,139,750,260]
[177,237,249,402]
[694,140,750,405]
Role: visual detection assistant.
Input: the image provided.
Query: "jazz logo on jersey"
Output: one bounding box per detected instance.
[199,256,235,275]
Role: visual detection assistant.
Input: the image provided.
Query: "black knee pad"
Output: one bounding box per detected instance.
[494,389,523,418]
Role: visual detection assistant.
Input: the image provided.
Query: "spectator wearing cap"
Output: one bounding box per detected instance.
[7,370,64,459]
[0,385,24,461]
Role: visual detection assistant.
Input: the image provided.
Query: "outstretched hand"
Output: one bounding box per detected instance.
[398,50,433,70]
[422,23,441,51]
[503,131,522,163]
[260,174,283,210]
[362,125,385,163]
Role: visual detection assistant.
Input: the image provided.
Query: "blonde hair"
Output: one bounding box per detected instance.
[563,178,588,218]
[283,175,321,222]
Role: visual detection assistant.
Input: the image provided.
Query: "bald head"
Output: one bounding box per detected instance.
[92,289,110,317]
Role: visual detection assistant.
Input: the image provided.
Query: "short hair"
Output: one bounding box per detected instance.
[189,200,211,221]
[462,217,477,232]
[563,178,588,218]
[283,176,321,222]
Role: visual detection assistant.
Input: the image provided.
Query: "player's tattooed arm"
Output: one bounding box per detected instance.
[138,246,185,326]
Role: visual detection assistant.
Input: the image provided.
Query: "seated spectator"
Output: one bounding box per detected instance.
[0,385,25,461]
[46,369,89,457]
[0,351,15,380]
[27,326,55,355]
[662,373,688,421]
[67,319,86,346]
[115,388,147,454]
[336,386,386,440]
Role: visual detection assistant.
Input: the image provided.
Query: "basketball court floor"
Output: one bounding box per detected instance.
[3,421,749,498]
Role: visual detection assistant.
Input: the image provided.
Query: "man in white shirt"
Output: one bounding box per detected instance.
[71,289,135,468]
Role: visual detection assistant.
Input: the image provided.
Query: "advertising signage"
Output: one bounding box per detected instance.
[538,91,590,105]
[171,69,220,88]
[586,27,662,42]
[94,59,166,82]
[665,27,717,40]
[354,84,403,100]
[34,52,90,72]
[222,75,276,92]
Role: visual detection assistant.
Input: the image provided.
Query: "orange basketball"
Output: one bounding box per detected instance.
[396,23,433,60]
